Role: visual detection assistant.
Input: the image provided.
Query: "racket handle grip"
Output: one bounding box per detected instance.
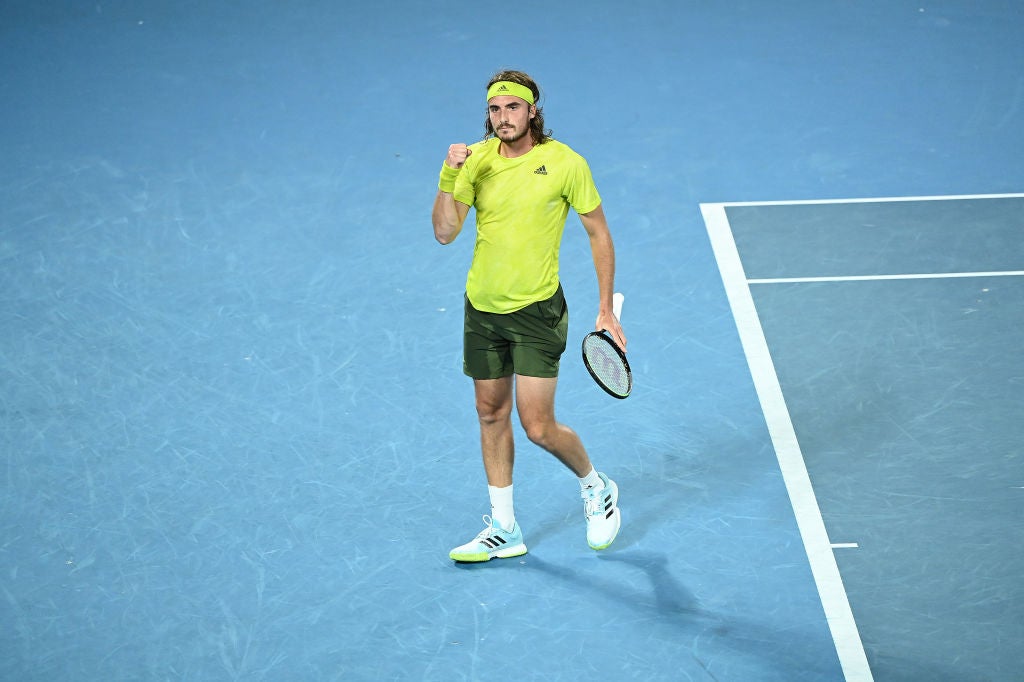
[613,292,624,321]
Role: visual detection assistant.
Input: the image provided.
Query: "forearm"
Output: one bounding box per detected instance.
[588,229,617,315]
[579,205,617,313]
[432,147,472,244]
[579,204,626,348]
[432,190,463,244]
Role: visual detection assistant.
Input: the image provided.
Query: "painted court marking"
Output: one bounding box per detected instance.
[749,271,1024,285]
[700,201,858,679]
[701,192,1024,682]
[708,192,1024,207]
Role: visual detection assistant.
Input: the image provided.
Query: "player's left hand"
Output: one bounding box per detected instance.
[596,312,626,351]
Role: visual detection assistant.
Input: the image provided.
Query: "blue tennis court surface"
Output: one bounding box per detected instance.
[2,2,1022,680]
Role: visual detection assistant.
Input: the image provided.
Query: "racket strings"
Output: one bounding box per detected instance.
[582,335,630,395]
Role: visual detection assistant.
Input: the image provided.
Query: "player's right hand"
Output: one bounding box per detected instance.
[445,143,472,169]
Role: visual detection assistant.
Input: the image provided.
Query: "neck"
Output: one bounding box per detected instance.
[498,136,535,158]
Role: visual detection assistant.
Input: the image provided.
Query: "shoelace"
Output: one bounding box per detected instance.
[581,488,604,517]
[475,514,499,540]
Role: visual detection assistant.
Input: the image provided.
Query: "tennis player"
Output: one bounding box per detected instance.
[432,70,626,562]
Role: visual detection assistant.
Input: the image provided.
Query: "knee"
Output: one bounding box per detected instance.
[476,399,512,427]
[523,419,556,449]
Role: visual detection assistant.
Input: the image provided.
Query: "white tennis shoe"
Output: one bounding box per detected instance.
[449,515,528,562]
[582,473,621,550]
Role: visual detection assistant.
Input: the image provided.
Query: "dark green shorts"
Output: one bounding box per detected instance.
[463,286,569,379]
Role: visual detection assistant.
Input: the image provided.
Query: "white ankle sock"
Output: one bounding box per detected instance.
[488,484,516,531]
[578,468,603,491]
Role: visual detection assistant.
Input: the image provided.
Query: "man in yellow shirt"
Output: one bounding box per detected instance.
[432,70,626,562]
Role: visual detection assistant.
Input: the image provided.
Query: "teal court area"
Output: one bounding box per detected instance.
[2,2,1021,680]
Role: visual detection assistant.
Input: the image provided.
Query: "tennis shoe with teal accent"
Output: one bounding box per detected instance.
[582,473,620,550]
[449,515,528,562]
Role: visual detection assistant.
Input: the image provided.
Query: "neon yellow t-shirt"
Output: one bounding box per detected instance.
[453,137,601,313]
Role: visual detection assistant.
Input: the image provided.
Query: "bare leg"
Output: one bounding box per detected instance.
[473,376,515,487]
[514,374,593,477]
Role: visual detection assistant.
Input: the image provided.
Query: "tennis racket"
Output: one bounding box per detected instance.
[582,292,632,399]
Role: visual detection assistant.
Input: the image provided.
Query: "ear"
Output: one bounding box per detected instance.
[529,104,537,119]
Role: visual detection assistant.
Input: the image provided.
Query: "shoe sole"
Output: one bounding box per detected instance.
[450,543,528,563]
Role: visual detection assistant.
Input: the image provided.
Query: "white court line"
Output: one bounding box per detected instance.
[705,191,1024,207]
[700,202,874,682]
[750,271,1024,284]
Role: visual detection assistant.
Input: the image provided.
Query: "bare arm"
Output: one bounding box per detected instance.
[432,144,473,245]
[578,203,626,350]
[432,188,470,244]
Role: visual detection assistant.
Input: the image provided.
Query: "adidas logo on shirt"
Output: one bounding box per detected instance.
[534,165,548,175]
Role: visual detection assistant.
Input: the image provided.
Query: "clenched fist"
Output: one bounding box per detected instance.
[445,143,472,169]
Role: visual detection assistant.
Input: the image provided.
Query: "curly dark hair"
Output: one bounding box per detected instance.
[484,70,552,145]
